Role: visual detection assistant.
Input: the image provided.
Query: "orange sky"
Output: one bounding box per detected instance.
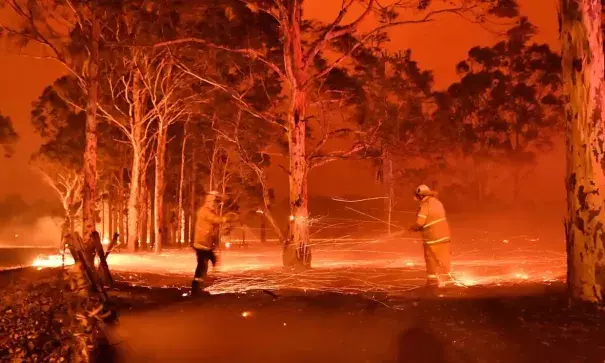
[0,0,559,204]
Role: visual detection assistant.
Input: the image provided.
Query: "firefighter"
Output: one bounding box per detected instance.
[408,185,452,287]
[191,191,237,295]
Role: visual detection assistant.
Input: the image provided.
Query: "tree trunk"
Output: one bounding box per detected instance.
[560,0,605,303]
[139,181,148,250]
[184,210,191,245]
[122,199,128,247]
[384,151,394,236]
[209,136,219,191]
[101,199,105,241]
[283,88,311,269]
[112,197,118,241]
[117,175,124,244]
[260,212,267,244]
[184,172,191,246]
[82,9,100,249]
[149,186,155,247]
[127,149,141,251]
[108,196,114,238]
[189,149,197,244]
[127,73,146,252]
[177,128,187,246]
[154,126,167,253]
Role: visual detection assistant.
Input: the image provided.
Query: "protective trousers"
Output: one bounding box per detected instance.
[423,241,451,286]
[191,248,217,293]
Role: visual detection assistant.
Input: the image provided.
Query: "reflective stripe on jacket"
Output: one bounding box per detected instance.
[416,196,451,245]
[194,205,226,250]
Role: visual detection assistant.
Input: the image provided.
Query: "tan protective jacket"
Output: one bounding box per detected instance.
[193,205,227,250]
[415,196,451,245]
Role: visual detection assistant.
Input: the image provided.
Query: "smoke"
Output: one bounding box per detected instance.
[0,194,63,248]
[0,216,63,248]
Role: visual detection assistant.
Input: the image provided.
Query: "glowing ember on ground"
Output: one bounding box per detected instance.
[32,254,74,268]
[29,236,565,297]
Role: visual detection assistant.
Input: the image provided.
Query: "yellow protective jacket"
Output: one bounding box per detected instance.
[415,195,451,245]
[193,205,227,250]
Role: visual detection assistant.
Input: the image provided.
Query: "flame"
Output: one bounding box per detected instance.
[32,254,74,268]
[456,277,477,286]
[28,236,564,297]
[514,273,529,280]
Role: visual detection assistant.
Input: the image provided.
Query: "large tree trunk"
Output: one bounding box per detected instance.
[283,88,311,269]
[82,10,100,249]
[280,4,312,269]
[126,74,145,252]
[154,126,167,253]
[560,0,605,303]
[127,149,141,251]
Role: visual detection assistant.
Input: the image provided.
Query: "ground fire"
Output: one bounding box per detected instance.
[2,0,605,361]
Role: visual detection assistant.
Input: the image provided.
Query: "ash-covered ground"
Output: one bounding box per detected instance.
[101,274,603,363]
[28,209,602,363]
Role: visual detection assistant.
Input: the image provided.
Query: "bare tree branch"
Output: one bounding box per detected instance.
[174,59,287,132]
[303,0,375,71]
[151,38,287,82]
[308,3,480,85]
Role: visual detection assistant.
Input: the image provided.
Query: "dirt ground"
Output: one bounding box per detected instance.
[97,272,605,363]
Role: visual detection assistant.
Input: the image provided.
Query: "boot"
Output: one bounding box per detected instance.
[191,280,201,296]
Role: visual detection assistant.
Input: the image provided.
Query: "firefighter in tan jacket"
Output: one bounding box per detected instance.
[408,185,452,287]
[191,191,237,295]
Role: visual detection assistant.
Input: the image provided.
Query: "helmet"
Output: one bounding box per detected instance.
[415,184,431,197]
[205,190,221,203]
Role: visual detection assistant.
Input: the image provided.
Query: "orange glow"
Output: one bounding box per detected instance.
[33,253,73,268]
[30,236,565,297]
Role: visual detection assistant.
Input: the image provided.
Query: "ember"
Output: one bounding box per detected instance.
[30,237,565,297]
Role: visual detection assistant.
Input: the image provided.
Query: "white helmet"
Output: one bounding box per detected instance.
[205,190,221,203]
[415,184,431,197]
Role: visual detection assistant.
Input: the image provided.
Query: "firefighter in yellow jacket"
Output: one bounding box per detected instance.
[408,185,452,287]
[191,191,237,295]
